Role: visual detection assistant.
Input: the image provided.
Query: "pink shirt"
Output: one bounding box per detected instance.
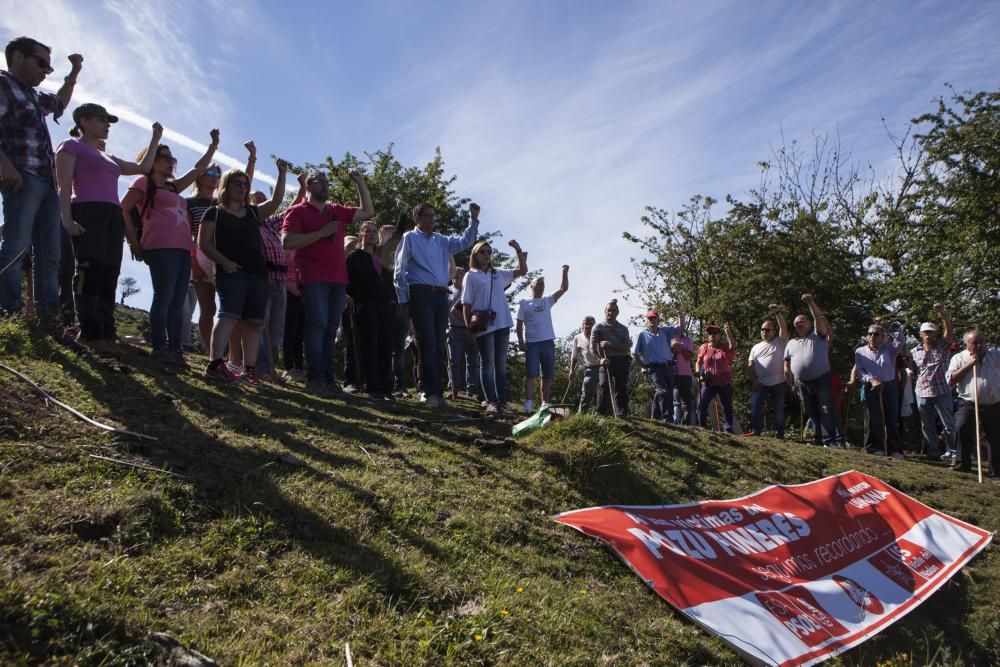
[128,176,194,252]
[672,335,694,376]
[697,342,736,386]
[281,201,357,284]
[55,138,121,204]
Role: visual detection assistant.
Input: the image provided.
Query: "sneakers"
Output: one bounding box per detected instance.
[367,391,385,401]
[485,402,499,415]
[524,399,533,413]
[242,367,262,387]
[343,384,360,395]
[205,361,242,384]
[890,452,904,461]
[498,403,517,415]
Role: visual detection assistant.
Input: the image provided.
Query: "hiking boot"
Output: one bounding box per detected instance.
[205,361,241,384]
[305,380,333,398]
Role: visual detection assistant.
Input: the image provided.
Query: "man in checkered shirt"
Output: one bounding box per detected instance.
[0,37,82,325]
[906,304,956,460]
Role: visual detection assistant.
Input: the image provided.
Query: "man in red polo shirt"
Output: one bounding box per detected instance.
[281,170,373,397]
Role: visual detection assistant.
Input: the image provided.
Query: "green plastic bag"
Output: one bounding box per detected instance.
[512,404,572,438]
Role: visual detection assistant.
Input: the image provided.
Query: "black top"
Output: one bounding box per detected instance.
[346,248,395,303]
[204,205,266,275]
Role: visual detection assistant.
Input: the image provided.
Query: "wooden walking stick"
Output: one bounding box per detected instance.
[877,385,889,458]
[560,366,573,405]
[800,398,806,442]
[601,348,620,418]
[974,364,983,484]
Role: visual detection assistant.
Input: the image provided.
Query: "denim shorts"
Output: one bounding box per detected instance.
[216,270,267,322]
[525,339,556,378]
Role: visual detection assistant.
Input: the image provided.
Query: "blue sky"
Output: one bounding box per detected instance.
[2,1,998,337]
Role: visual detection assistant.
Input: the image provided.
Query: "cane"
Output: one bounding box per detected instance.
[800,398,806,442]
[601,348,620,418]
[877,384,889,458]
[560,366,573,405]
[0,247,27,279]
[714,396,723,432]
[974,364,983,484]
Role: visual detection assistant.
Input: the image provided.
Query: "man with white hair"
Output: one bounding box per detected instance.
[946,330,1000,474]
[907,304,955,460]
[516,265,569,412]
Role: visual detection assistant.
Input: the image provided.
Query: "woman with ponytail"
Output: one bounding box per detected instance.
[54,104,162,356]
[121,128,219,367]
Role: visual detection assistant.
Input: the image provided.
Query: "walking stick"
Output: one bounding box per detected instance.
[601,348,620,418]
[714,396,723,432]
[877,384,889,458]
[560,366,573,405]
[800,398,806,442]
[0,247,27,279]
[974,364,983,484]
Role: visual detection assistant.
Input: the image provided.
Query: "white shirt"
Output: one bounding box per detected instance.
[749,339,787,387]
[573,332,599,367]
[517,296,556,343]
[461,268,514,337]
[946,349,1000,405]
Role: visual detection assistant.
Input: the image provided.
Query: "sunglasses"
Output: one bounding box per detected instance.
[28,53,53,74]
[204,169,222,177]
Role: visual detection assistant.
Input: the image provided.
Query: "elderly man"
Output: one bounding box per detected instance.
[906,304,955,460]
[590,299,631,417]
[855,323,908,459]
[0,37,82,331]
[632,310,682,423]
[946,330,1000,474]
[783,294,845,447]
[749,304,791,438]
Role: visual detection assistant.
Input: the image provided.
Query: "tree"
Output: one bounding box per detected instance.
[119,276,140,305]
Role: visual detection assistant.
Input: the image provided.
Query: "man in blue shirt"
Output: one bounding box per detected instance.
[855,323,908,459]
[394,202,480,408]
[632,310,681,423]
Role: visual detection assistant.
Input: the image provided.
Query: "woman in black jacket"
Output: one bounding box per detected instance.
[346,220,397,400]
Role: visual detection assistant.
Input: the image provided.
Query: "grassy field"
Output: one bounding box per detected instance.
[1,315,998,666]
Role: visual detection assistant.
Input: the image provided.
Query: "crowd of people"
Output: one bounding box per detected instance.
[1,36,997,475]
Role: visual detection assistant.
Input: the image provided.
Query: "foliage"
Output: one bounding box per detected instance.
[118,276,140,306]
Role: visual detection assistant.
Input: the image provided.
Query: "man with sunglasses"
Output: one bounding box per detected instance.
[0,37,83,326]
[749,304,791,438]
[855,323,909,460]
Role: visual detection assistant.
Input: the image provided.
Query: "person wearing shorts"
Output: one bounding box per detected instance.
[516,265,569,412]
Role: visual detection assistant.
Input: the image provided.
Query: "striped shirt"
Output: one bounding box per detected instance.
[911,341,951,398]
[259,214,287,282]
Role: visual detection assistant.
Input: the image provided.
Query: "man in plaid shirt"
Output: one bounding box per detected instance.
[907,304,955,460]
[0,37,83,324]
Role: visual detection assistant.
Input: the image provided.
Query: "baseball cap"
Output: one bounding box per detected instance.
[72,103,119,125]
[646,310,659,319]
[706,324,721,333]
[919,322,939,333]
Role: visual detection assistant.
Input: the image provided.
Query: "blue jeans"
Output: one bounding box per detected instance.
[864,382,902,455]
[648,364,676,423]
[448,325,481,394]
[145,248,191,351]
[408,288,449,397]
[477,327,510,405]
[300,282,347,384]
[698,383,734,432]
[0,171,61,319]
[916,393,955,456]
[796,373,844,446]
[751,382,787,438]
[673,374,695,424]
[579,365,599,413]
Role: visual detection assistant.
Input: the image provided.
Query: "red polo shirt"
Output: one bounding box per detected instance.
[281,201,357,284]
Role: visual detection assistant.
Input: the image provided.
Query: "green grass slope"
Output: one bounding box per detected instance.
[1,318,998,666]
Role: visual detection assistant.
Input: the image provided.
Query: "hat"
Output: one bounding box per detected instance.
[72,103,119,125]
[919,322,939,333]
[646,310,660,319]
[706,324,721,333]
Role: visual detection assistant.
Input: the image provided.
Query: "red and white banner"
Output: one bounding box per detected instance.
[554,470,992,666]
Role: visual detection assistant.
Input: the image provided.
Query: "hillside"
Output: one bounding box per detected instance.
[1,317,998,666]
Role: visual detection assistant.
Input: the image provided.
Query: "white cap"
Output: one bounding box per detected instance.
[919,322,939,333]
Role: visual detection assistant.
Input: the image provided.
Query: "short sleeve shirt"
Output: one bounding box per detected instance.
[784,331,831,382]
[55,139,120,203]
[128,176,193,252]
[633,326,680,365]
[911,341,952,398]
[516,296,556,343]
[461,268,515,336]
[749,339,787,387]
[573,332,599,367]
[698,343,736,386]
[281,202,358,284]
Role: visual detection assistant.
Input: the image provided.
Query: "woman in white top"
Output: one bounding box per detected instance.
[461,239,527,414]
